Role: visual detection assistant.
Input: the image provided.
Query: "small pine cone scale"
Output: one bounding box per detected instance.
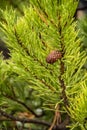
[46,50,62,64]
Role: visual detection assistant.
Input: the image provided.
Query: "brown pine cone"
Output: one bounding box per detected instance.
[46,50,62,64]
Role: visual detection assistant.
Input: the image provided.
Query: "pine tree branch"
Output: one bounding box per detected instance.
[57,13,70,130]
[34,75,56,91]
[14,28,54,73]
[59,61,68,106]
[2,94,41,117]
[58,13,68,108]
[49,13,70,130]
[34,6,57,27]
[37,1,58,27]
[14,29,56,91]
[0,109,51,127]
[0,109,70,130]
[14,28,30,56]
[21,63,56,91]
[34,7,48,26]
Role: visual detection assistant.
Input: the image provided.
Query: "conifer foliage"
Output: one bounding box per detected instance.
[0,0,87,130]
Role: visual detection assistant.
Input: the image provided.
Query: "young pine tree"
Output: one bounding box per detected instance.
[0,0,87,130]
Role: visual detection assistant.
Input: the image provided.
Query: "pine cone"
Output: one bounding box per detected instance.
[46,50,62,64]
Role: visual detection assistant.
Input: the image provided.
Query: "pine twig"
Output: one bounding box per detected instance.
[49,105,61,130]
[49,13,70,130]
[58,13,68,108]
[3,94,40,117]
[0,109,50,127]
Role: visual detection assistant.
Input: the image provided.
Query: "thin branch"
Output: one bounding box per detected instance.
[34,3,57,27]
[53,116,70,130]
[34,7,48,26]
[58,13,68,108]
[3,94,40,118]
[49,13,70,130]
[0,109,50,127]
[14,28,30,56]
[57,13,70,130]
[59,61,68,106]
[74,6,87,18]
[34,75,56,91]
[77,6,87,11]
[11,98,40,117]
[21,63,56,91]
[49,105,61,130]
